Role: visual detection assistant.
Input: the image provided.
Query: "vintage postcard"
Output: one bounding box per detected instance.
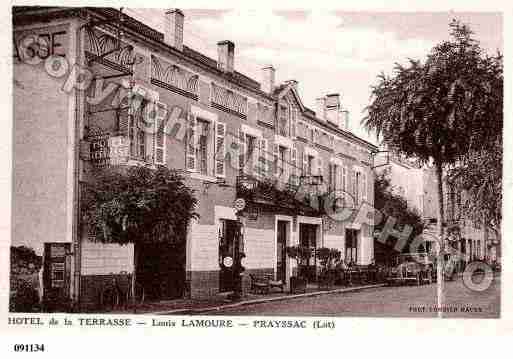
[1,1,509,354]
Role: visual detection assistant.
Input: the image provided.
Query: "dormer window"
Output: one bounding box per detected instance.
[278,104,289,137]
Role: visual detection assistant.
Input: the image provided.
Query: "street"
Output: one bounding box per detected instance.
[205,276,500,318]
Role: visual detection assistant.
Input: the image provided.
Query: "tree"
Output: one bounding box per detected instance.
[447,132,502,242]
[10,246,43,312]
[82,165,198,302]
[362,20,502,313]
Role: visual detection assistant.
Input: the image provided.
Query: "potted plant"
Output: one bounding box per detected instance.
[316,248,341,289]
[286,245,310,293]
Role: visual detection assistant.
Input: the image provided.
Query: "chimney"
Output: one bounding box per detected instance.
[261,65,275,94]
[316,97,326,121]
[217,40,235,73]
[164,9,184,51]
[340,110,349,130]
[325,93,341,126]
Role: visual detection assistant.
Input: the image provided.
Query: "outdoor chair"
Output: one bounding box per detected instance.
[250,274,284,294]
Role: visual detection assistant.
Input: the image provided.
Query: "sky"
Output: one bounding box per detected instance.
[125,9,502,144]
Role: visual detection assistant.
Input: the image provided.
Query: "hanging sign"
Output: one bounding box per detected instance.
[89,134,110,167]
[109,136,130,165]
[223,256,233,268]
[13,24,69,63]
[234,198,246,212]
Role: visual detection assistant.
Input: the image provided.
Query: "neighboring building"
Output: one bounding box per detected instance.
[13,7,377,308]
[373,154,497,270]
[373,154,424,264]
[379,154,424,213]
[422,166,492,270]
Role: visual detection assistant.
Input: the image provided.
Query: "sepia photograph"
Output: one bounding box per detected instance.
[10,5,502,319]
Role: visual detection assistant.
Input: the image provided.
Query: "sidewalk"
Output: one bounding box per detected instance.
[109,282,386,315]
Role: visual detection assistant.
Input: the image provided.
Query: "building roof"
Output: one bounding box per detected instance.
[13,6,377,151]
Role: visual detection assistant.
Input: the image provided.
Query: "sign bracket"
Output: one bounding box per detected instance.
[371,150,390,169]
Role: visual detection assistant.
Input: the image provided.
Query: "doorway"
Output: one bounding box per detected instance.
[345,229,359,265]
[136,241,186,301]
[299,223,317,282]
[276,220,288,282]
[219,219,239,293]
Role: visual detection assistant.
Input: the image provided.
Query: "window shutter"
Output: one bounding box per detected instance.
[342,166,348,192]
[302,152,308,176]
[334,164,338,191]
[214,121,226,177]
[154,102,167,165]
[354,171,359,203]
[336,165,342,191]
[258,138,268,178]
[251,137,259,170]
[283,147,289,182]
[186,113,197,171]
[362,172,367,202]
[291,146,298,186]
[118,106,130,137]
[327,164,333,191]
[238,129,246,171]
[291,109,297,138]
[273,143,279,176]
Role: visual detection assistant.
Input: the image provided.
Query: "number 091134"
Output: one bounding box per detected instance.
[13,344,45,352]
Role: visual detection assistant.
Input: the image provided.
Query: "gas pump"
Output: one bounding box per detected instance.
[43,243,72,310]
[229,199,246,301]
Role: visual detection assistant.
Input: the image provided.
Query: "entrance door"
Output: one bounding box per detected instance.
[219,219,238,293]
[299,223,317,282]
[345,229,358,264]
[276,221,288,282]
[136,241,186,301]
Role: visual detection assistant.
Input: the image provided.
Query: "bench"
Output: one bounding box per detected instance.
[249,274,284,294]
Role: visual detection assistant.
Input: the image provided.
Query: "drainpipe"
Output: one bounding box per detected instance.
[73,19,86,309]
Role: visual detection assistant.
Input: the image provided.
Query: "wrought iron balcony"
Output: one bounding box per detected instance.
[236,173,326,215]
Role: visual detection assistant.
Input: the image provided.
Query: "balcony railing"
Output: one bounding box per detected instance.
[236,173,327,215]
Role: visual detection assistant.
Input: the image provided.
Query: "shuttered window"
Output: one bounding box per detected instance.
[257,138,269,178]
[238,129,246,171]
[196,119,210,175]
[302,152,309,179]
[153,102,167,165]
[328,163,339,192]
[290,145,298,186]
[186,114,197,171]
[279,146,287,181]
[316,157,323,178]
[278,105,289,137]
[273,143,279,176]
[342,166,348,192]
[291,108,297,138]
[214,121,226,177]
[361,172,367,202]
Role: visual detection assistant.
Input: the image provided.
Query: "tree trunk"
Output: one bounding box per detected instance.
[435,161,445,318]
[132,244,138,312]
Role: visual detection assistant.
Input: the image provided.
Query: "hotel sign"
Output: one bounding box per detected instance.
[109,136,130,165]
[80,135,130,167]
[13,24,69,63]
[89,134,110,167]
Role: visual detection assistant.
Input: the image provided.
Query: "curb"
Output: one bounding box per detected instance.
[152,283,386,315]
